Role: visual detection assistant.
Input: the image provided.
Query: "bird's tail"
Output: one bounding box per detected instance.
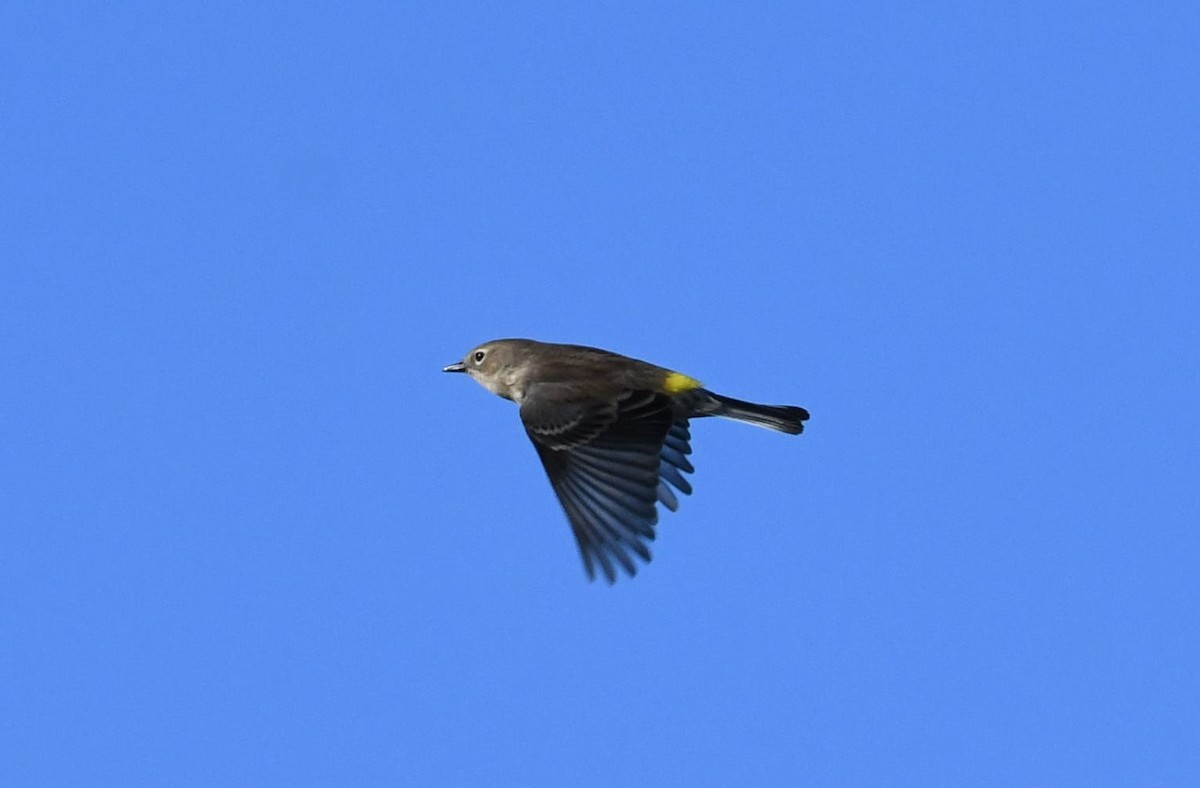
[709,392,809,435]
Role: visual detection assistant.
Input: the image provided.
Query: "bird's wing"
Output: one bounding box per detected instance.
[521,389,693,582]
[519,387,620,450]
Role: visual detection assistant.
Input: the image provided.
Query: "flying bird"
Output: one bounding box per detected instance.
[444,339,809,582]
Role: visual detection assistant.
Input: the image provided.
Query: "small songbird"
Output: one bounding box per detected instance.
[443,339,809,582]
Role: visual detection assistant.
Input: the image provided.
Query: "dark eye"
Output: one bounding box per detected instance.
[473,350,486,364]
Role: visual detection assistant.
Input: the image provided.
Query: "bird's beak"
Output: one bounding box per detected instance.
[443,362,467,373]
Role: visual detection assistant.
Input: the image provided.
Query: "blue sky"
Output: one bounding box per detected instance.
[3,2,1198,785]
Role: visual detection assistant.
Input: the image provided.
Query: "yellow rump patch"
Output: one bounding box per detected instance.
[663,371,703,394]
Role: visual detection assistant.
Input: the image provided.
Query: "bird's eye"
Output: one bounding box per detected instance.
[473,350,486,364]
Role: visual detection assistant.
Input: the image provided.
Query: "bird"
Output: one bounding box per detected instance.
[443,338,809,582]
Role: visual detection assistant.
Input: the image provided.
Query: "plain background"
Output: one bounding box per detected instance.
[4,3,1198,785]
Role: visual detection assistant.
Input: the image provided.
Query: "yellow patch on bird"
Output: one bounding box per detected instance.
[663,371,703,393]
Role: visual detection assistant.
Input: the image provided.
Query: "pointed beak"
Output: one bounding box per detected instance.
[443,362,467,373]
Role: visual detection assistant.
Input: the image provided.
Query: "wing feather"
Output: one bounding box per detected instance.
[523,390,697,582]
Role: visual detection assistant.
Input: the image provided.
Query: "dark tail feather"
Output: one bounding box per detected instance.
[710,392,809,435]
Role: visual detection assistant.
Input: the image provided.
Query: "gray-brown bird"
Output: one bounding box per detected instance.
[444,339,809,582]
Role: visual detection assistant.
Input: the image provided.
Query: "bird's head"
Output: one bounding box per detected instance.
[443,339,528,401]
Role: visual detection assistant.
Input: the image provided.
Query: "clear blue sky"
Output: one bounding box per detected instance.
[4,3,1197,785]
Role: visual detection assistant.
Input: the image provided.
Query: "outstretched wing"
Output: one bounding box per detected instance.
[521,389,694,582]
